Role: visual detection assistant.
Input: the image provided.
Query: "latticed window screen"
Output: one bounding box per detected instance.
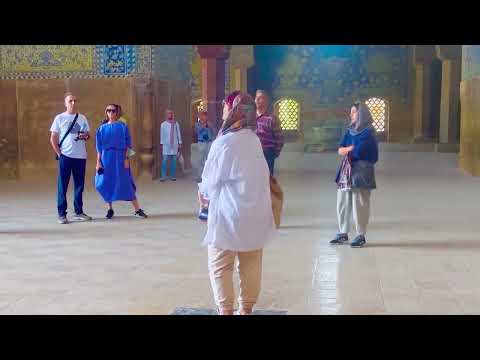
[365,97,387,132]
[277,99,300,130]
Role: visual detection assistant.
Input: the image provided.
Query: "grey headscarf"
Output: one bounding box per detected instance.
[348,102,375,136]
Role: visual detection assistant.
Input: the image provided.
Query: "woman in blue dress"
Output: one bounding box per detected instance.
[95,104,148,219]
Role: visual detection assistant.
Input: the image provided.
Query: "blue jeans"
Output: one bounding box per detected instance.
[57,154,86,216]
[263,149,276,177]
[161,154,177,178]
[196,141,212,181]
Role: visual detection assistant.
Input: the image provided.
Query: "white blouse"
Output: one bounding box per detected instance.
[200,129,276,252]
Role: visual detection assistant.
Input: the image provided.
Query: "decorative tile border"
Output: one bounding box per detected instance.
[0,45,152,79]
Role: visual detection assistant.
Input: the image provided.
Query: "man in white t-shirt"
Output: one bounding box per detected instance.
[50,93,93,224]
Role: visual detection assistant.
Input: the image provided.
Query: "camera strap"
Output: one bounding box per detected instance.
[58,113,79,149]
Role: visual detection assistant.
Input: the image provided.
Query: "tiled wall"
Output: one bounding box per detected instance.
[0,45,151,79]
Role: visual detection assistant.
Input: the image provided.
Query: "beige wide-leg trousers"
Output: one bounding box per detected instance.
[337,189,371,236]
[208,246,263,312]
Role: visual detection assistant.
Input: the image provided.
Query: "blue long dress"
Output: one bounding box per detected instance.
[95,121,136,202]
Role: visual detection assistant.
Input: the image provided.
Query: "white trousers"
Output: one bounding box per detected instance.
[337,189,371,236]
[208,246,263,311]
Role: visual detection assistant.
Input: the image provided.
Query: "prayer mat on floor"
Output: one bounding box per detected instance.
[171,307,287,315]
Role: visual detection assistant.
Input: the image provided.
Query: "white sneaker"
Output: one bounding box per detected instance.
[58,215,68,224]
[72,213,92,221]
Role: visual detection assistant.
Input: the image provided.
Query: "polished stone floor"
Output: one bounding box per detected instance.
[1,152,480,314]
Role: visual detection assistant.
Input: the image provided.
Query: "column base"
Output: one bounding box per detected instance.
[435,143,460,153]
[412,135,437,144]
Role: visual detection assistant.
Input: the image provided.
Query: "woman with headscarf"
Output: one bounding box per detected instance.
[330,101,378,248]
[95,104,148,219]
[198,91,276,315]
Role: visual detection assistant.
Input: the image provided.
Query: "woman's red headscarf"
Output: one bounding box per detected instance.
[219,91,256,136]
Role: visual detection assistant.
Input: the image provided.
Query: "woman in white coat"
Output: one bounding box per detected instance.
[199,91,276,315]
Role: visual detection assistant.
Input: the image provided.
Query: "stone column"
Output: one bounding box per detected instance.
[230,45,254,93]
[233,66,248,92]
[135,79,154,178]
[196,45,230,135]
[436,45,461,150]
[412,45,437,143]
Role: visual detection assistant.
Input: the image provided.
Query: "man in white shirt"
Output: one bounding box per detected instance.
[50,93,93,224]
[160,109,182,181]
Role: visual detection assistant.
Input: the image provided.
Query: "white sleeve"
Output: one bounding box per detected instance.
[83,116,90,132]
[177,122,182,144]
[50,116,60,133]
[200,142,231,196]
[160,123,164,145]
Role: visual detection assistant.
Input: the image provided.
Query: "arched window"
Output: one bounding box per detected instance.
[365,97,388,133]
[276,98,300,131]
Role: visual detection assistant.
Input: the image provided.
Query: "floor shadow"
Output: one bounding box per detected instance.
[280,224,325,230]
[367,240,480,250]
[0,229,67,235]
[89,212,196,223]
[368,219,469,232]
[90,216,144,223]
[146,212,196,220]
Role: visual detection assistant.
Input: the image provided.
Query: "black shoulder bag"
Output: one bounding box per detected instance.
[55,113,79,160]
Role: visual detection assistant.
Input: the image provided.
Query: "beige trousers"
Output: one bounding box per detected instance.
[208,246,263,311]
[337,189,371,236]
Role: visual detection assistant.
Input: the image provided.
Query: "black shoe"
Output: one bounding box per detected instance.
[198,207,208,222]
[351,235,366,248]
[106,209,114,219]
[135,209,148,218]
[329,233,348,245]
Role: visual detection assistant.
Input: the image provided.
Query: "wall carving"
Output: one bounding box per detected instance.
[253,45,408,108]
[0,45,152,79]
[462,45,480,81]
[152,45,192,83]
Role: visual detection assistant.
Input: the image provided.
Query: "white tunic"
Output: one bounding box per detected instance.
[160,121,182,155]
[200,129,276,252]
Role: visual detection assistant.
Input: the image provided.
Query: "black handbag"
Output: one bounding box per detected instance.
[351,160,376,190]
[55,113,79,160]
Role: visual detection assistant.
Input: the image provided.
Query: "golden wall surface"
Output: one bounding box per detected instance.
[0,79,139,180]
[459,45,480,176]
[459,78,480,175]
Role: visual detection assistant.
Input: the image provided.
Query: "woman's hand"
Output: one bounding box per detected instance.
[124,159,130,169]
[96,163,102,172]
[338,145,354,156]
[198,191,208,207]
